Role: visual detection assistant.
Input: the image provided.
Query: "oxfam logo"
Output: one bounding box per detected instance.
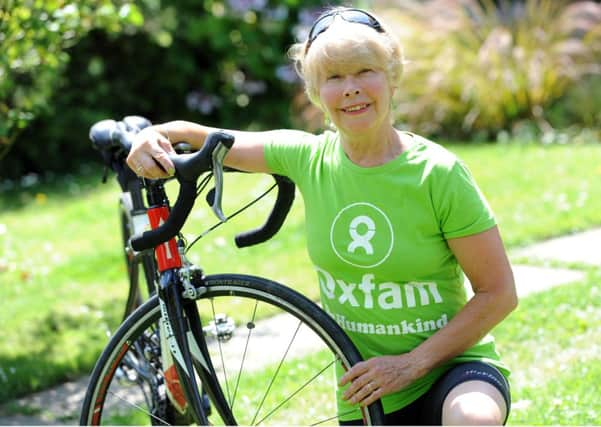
[330,203,394,268]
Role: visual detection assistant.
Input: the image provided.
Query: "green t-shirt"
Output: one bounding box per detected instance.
[264,130,509,420]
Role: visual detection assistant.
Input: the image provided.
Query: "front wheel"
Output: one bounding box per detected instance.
[80,274,385,425]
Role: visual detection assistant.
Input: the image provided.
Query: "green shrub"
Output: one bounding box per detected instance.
[546,74,601,129]
[0,0,144,160]
[377,0,601,140]
[1,0,331,179]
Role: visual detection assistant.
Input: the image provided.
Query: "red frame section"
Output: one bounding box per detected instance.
[147,206,182,271]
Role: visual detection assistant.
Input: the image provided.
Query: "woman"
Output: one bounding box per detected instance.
[127,7,517,425]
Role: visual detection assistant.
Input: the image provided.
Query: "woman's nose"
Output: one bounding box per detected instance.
[342,76,360,97]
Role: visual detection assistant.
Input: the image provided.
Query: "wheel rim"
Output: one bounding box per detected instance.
[85,286,375,425]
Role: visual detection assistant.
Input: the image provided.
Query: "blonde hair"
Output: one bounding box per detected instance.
[288,8,404,110]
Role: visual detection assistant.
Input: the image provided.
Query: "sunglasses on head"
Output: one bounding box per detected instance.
[305,8,384,53]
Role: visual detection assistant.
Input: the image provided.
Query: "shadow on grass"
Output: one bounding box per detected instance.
[0,298,121,405]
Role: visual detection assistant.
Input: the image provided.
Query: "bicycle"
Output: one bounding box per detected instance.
[88,115,311,424]
[80,118,385,425]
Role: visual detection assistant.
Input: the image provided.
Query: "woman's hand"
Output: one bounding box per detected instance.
[126,127,176,179]
[339,354,423,407]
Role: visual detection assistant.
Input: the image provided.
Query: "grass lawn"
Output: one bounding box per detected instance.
[1,141,600,423]
[497,269,601,425]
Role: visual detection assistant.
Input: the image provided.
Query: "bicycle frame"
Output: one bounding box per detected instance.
[144,179,237,425]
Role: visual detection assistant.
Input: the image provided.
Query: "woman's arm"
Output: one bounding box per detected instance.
[126,120,310,178]
[409,225,517,375]
[339,226,517,406]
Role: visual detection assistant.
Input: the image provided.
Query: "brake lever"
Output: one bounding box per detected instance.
[210,140,230,222]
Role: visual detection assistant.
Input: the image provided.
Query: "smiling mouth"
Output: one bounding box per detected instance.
[341,103,370,113]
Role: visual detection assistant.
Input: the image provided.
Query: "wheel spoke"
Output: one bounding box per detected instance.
[230,300,258,410]
[256,356,338,425]
[106,388,169,425]
[251,319,302,425]
[211,298,232,405]
[312,408,362,426]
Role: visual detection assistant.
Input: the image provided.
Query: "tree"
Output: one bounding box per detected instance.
[0,0,143,160]
[1,0,331,178]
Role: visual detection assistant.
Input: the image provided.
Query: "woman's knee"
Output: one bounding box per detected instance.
[441,380,507,425]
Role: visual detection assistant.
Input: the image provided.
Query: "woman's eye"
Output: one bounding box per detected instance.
[327,74,341,80]
[358,69,373,75]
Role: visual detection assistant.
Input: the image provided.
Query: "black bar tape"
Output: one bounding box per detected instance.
[234,175,295,248]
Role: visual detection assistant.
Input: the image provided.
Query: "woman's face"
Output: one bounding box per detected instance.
[318,63,393,135]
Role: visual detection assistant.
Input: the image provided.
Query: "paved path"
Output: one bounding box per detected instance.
[464,264,585,299]
[512,227,601,265]
[0,377,89,425]
[1,228,598,425]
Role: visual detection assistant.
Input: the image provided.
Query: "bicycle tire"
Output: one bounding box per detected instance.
[80,274,385,425]
[119,194,142,319]
[119,193,156,319]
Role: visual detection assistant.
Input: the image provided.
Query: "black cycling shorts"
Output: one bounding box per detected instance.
[340,361,511,426]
